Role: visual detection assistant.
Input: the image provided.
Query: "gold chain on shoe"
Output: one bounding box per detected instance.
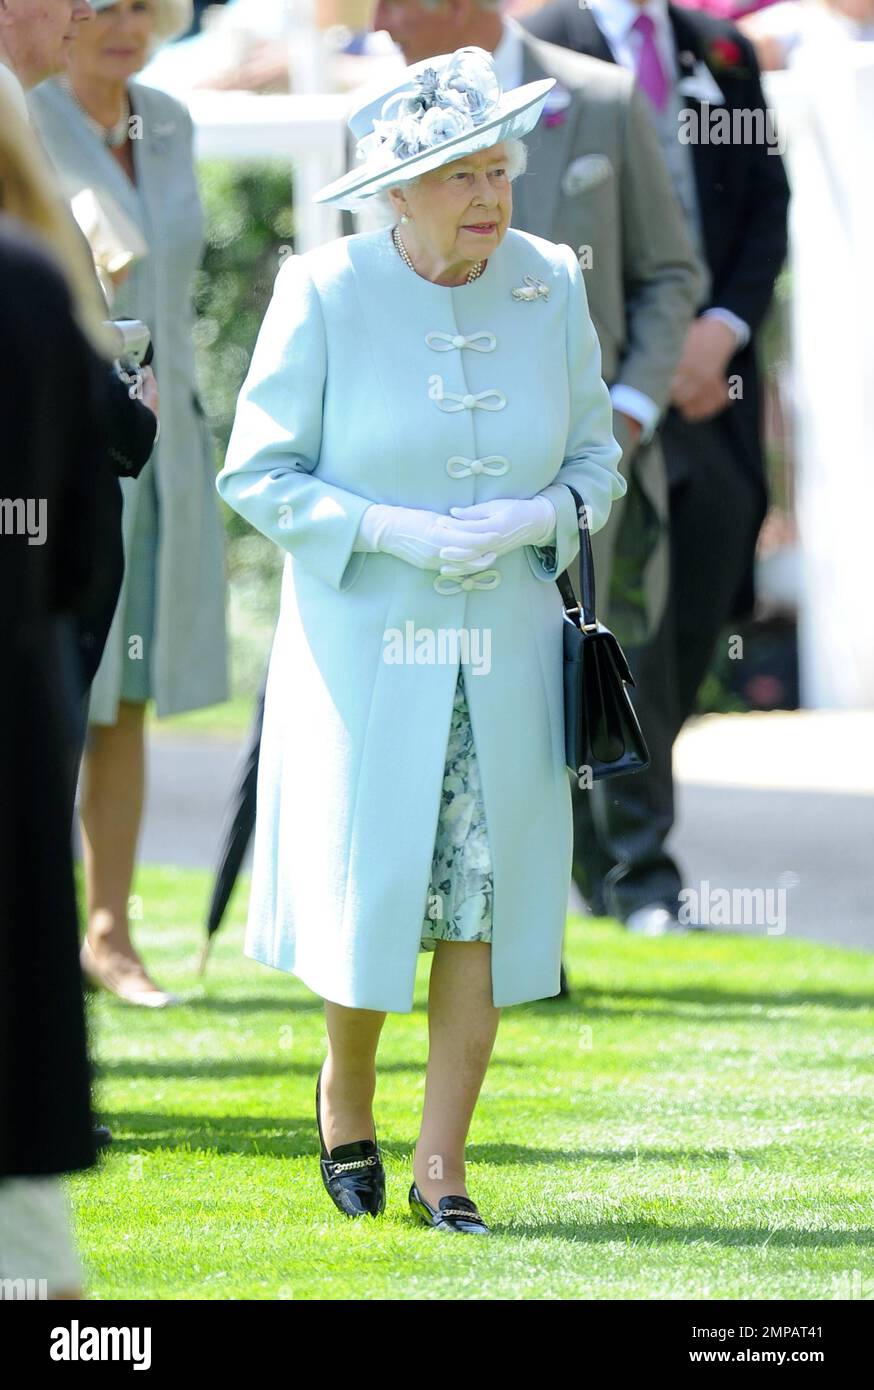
[328,1154,379,1173]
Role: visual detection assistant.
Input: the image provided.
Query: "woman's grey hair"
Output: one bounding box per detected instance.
[373,137,529,219]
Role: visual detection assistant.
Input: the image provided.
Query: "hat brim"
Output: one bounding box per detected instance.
[313,77,556,212]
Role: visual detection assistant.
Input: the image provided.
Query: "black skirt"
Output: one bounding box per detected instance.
[0,616,96,1178]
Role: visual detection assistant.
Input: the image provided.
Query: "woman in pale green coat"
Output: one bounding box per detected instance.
[30,0,228,1007]
[218,46,625,1233]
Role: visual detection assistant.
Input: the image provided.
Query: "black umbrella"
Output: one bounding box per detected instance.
[199,674,266,971]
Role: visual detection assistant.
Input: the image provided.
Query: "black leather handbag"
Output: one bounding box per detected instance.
[556,485,650,781]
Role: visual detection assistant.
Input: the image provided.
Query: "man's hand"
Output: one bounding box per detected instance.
[670,316,737,422]
[615,412,642,452]
[140,365,159,419]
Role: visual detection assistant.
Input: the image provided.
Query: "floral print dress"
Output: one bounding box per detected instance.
[420,666,494,952]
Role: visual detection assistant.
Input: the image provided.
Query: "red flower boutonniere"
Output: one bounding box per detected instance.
[707,37,748,75]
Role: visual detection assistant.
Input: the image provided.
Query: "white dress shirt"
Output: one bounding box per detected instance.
[493,14,526,93]
[588,0,751,354]
[0,57,30,121]
[590,0,680,80]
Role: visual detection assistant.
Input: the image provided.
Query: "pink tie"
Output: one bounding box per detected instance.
[631,12,670,113]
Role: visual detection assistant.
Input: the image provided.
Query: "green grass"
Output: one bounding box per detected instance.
[70,866,873,1300]
[148,695,255,740]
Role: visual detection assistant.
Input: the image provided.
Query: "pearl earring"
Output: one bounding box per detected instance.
[400,213,411,224]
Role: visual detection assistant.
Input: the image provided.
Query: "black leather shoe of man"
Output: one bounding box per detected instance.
[316,1064,386,1218]
[408,1181,491,1234]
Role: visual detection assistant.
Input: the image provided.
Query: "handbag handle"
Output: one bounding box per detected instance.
[555,484,598,632]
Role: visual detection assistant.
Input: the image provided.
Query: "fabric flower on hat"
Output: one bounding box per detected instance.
[390,113,426,156]
[361,111,424,163]
[355,44,503,168]
[419,104,472,148]
[443,79,494,122]
[439,47,501,122]
[414,65,443,107]
[392,68,440,120]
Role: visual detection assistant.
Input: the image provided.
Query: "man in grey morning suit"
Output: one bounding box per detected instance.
[524,0,790,935]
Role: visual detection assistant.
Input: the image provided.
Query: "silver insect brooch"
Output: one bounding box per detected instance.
[511,275,550,302]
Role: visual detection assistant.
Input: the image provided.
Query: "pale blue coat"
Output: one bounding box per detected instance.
[216,223,626,1013]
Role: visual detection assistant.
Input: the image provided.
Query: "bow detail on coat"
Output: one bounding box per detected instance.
[427,375,507,412]
[445,454,510,478]
[425,329,497,353]
[432,569,502,594]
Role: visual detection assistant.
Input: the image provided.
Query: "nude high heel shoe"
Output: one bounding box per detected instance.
[80,935,177,1008]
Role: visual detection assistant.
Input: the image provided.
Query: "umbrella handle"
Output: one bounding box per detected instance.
[196,936,213,977]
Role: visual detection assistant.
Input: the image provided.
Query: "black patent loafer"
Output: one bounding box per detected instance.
[316,1064,386,1218]
[408,1181,491,1234]
[93,1125,113,1152]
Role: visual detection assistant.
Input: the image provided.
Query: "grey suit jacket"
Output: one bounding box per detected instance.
[511,27,704,640]
[512,27,704,411]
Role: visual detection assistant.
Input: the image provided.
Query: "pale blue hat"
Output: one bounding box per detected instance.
[314,45,555,212]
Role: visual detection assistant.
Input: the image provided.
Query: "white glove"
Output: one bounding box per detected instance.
[446,495,557,562]
[354,503,498,573]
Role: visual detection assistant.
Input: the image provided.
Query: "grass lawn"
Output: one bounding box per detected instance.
[148,695,255,741]
[70,865,873,1301]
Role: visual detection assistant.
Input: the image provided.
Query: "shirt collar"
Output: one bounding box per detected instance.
[0,57,30,122]
[493,16,525,93]
[590,0,672,51]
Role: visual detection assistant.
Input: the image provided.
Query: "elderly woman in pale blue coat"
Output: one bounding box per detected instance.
[218,46,625,1234]
[29,0,227,1008]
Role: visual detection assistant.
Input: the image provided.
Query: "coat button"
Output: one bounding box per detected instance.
[452,335,466,348]
[461,577,475,590]
[462,394,476,408]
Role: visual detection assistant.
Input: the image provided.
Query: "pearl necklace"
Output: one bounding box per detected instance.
[393,226,485,285]
[60,75,131,149]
